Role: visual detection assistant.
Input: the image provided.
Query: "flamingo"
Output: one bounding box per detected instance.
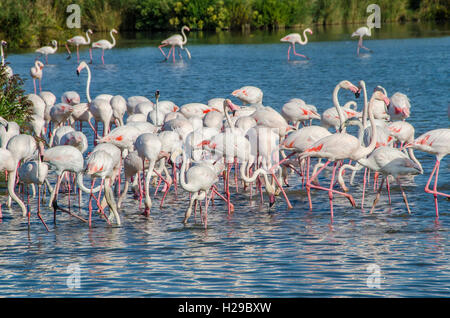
[405,128,450,217]
[0,148,27,219]
[388,92,411,121]
[0,119,20,149]
[159,25,191,62]
[30,60,44,94]
[231,86,263,106]
[179,149,223,228]
[339,146,422,214]
[76,61,112,139]
[90,29,118,64]
[281,99,321,128]
[35,40,58,64]
[1,40,13,78]
[66,29,93,62]
[298,85,389,219]
[18,153,50,231]
[43,145,94,223]
[280,28,313,60]
[83,149,121,226]
[352,26,373,56]
[61,91,81,105]
[134,133,164,216]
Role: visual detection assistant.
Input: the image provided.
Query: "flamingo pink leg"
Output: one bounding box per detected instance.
[159,44,169,59]
[370,177,385,214]
[292,43,308,59]
[424,160,449,217]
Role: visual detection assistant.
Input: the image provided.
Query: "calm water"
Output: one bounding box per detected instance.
[0,23,449,297]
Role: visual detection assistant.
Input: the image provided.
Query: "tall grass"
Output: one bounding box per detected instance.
[0,0,447,48]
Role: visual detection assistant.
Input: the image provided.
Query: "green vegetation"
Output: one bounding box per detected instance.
[0,0,448,48]
[0,63,33,128]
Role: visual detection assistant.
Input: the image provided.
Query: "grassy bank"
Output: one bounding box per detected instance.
[0,0,448,48]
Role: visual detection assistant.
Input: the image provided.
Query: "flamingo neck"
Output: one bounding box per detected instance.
[179,151,197,193]
[299,29,309,45]
[1,45,4,65]
[407,147,423,173]
[223,104,235,133]
[357,95,378,159]
[85,31,91,44]
[360,80,368,129]
[181,27,188,45]
[110,31,116,48]
[85,65,92,103]
[332,82,347,132]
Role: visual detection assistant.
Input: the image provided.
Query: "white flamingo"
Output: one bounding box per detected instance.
[159,25,191,62]
[35,40,58,64]
[66,29,93,62]
[280,28,313,60]
[90,29,118,64]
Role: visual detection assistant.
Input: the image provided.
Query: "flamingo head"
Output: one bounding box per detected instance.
[155,90,160,100]
[76,61,88,76]
[372,90,390,106]
[36,61,44,70]
[269,194,275,207]
[341,80,360,98]
[305,28,313,35]
[183,26,191,32]
[112,29,118,34]
[1,40,7,47]
[224,99,240,115]
[87,29,93,34]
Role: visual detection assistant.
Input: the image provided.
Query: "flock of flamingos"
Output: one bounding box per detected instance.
[0,26,449,232]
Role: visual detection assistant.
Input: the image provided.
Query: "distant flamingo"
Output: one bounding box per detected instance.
[406,128,450,218]
[352,26,373,56]
[90,29,118,64]
[280,28,313,60]
[1,40,13,78]
[35,40,58,64]
[159,26,191,62]
[66,29,93,62]
[30,60,44,94]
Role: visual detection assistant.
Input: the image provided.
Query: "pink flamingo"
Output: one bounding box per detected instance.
[90,29,118,64]
[280,28,313,60]
[66,29,93,62]
[30,60,44,94]
[352,26,373,56]
[35,40,57,65]
[159,26,191,62]
[405,128,450,218]
[299,86,389,219]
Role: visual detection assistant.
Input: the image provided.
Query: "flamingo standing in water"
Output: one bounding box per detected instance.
[352,26,373,56]
[30,60,44,94]
[159,26,191,62]
[299,85,389,219]
[280,28,313,60]
[66,29,93,62]
[90,29,118,64]
[1,40,13,78]
[405,128,450,218]
[35,40,58,65]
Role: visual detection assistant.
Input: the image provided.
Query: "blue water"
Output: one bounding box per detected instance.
[0,31,449,297]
